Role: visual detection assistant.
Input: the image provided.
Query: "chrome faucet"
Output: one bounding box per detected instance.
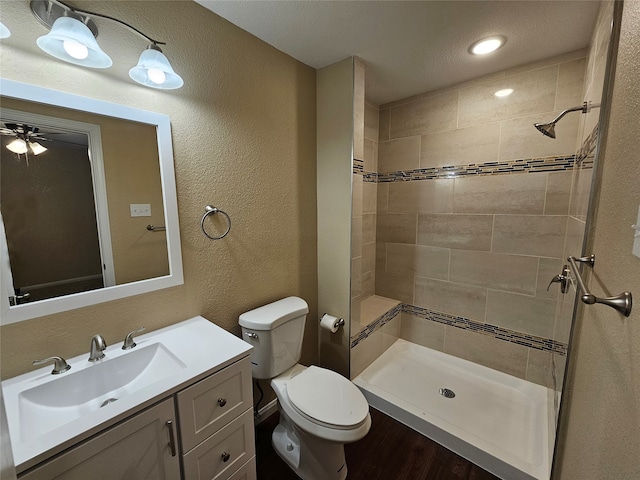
[122,327,145,350]
[89,334,107,362]
[33,356,71,375]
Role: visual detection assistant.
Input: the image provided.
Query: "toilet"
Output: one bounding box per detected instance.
[239,296,371,480]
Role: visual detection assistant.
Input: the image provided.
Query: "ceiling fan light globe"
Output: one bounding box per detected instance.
[7,138,28,154]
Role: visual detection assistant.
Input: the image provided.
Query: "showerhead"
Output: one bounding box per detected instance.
[534,122,556,139]
[533,102,596,139]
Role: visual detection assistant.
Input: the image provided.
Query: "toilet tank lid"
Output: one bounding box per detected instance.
[239,296,309,330]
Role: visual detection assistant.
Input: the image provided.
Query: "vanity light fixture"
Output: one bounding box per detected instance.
[30,0,183,89]
[0,22,11,39]
[469,36,506,55]
[129,44,184,90]
[494,88,514,97]
[36,15,112,68]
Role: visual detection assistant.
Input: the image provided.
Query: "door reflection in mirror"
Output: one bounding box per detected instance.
[0,99,169,308]
[1,124,104,303]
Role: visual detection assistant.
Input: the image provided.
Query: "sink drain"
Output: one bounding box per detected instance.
[100,398,118,407]
[439,388,455,399]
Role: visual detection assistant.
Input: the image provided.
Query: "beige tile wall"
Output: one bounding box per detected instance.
[369,52,588,387]
[351,98,380,342]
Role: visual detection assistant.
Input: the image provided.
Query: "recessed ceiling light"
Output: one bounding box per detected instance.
[469,36,506,55]
[494,88,514,97]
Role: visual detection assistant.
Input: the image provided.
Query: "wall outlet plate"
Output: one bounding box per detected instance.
[130,204,151,217]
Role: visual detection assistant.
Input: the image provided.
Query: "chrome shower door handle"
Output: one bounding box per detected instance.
[547,265,570,294]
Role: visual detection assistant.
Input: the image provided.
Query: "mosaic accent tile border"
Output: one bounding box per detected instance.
[577,124,598,168]
[350,303,402,349]
[354,123,598,180]
[350,303,568,356]
[362,155,576,183]
[353,158,364,174]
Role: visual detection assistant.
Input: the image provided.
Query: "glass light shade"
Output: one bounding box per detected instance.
[6,138,28,154]
[129,47,184,90]
[28,141,47,155]
[0,22,10,39]
[36,16,112,68]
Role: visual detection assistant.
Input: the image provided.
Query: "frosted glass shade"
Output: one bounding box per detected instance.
[6,139,28,154]
[0,22,10,39]
[29,141,47,155]
[129,47,184,90]
[36,16,112,68]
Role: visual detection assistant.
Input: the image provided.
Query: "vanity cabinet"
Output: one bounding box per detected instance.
[18,357,256,480]
[19,398,180,480]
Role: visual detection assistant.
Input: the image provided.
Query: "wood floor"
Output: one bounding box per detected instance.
[255,407,500,480]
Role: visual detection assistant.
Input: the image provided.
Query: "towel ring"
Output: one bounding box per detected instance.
[200,205,231,240]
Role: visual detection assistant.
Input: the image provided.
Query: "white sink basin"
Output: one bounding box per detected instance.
[2,316,253,473]
[17,343,186,441]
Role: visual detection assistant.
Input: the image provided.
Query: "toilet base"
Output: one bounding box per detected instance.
[272,408,348,480]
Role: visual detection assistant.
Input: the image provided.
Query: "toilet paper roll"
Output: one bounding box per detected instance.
[320,313,341,333]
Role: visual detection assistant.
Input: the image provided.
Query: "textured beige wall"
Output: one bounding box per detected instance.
[0,1,317,380]
[556,1,640,478]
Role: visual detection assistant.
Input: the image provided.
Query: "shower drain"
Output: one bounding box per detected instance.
[439,388,456,399]
[100,398,118,407]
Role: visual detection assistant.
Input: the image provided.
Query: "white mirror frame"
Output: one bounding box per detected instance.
[0,79,184,325]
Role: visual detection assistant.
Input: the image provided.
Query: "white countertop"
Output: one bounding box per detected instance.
[2,316,252,473]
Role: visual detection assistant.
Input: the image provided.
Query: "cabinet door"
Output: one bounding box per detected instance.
[20,399,180,480]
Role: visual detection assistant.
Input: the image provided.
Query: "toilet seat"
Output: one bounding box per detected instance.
[286,366,369,429]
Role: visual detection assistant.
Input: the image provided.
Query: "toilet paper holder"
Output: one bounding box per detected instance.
[321,313,345,331]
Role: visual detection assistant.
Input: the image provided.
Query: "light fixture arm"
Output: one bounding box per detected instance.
[34,0,166,46]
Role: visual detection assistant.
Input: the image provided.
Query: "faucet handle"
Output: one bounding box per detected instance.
[122,327,145,350]
[33,356,71,375]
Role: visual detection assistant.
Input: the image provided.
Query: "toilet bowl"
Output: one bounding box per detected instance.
[270,364,371,480]
[238,296,371,480]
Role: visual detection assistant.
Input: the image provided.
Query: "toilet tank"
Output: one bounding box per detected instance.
[239,296,309,379]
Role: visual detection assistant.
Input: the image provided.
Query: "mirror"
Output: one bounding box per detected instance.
[0,79,183,325]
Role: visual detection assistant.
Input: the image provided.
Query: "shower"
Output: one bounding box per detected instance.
[534,101,598,138]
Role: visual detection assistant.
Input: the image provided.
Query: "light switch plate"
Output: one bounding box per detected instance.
[633,205,640,259]
[130,204,151,217]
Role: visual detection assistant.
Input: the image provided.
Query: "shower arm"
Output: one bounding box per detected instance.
[550,101,601,124]
[550,103,587,124]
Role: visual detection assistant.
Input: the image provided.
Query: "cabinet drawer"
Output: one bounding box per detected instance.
[177,357,252,453]
[182,408,255,480]
[228,457,257,480]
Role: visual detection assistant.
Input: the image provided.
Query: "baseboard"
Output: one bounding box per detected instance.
[254,398,278,425]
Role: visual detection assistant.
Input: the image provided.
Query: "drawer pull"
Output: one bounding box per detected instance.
[166,420,177,457]
[221,451,231,462]
[217,397,227,407]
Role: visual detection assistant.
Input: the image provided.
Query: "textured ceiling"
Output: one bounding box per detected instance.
[196,0,600,105]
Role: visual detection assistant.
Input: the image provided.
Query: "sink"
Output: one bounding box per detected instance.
[17,343,186,441]
[2,316,254,472]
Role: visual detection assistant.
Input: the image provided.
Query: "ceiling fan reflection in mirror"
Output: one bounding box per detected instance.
[1,123,50,165]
